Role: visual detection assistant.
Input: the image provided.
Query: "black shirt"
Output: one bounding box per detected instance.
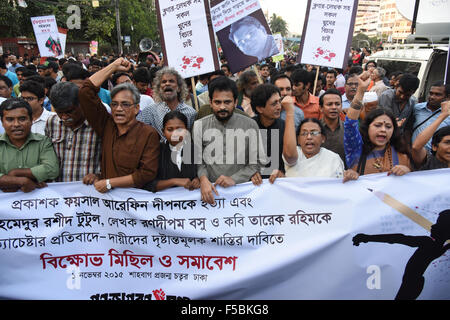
[420,153,448,171]
[253,116,285,178]
[145,141,197,192]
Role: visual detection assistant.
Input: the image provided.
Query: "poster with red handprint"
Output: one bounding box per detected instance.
[156,0,219,78]
[313,47,336,62]
[152,288,166,300]
[297,0,358,69]
[180,56,205,71]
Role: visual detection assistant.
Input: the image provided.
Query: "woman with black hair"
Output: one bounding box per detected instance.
[344,72,412,176]
[283,116,345,178]
[145,110,199,192]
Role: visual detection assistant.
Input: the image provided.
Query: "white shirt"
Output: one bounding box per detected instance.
[31,108,56,135]
[335,74,346,88]
[139,94,155,112]
[283,147,344,178]
[0,97,5,134]
[169,143,184,171]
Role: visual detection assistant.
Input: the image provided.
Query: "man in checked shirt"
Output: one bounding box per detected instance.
[46,81,102,182]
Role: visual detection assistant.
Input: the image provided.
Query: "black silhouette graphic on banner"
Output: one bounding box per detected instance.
[353,210,450,300]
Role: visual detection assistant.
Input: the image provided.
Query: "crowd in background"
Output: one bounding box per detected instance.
[0,45,449,203]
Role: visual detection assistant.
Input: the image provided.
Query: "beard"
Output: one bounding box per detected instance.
[214,109,233,122]
[160,88,178,101]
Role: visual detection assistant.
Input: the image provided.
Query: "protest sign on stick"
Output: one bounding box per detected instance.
[272,33,285,63]
[155,0,219,79]
[312,65,320,97]
[211,0,279,74]
[31,15,63,58]
[90,41,99,56]
[297,0,358,69]
[190,77,199,111]
[445,41,449,85]
[57,27,67,59]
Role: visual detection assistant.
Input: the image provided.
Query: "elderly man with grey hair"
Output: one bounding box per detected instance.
[46,81,102,182]
[369,67,389,98]
[78,57,160,193]
[137,67,197,141]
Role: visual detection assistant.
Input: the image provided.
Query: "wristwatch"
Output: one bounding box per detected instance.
[106,179,112,190]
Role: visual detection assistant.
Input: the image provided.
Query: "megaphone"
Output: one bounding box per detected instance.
[139,38,153,52]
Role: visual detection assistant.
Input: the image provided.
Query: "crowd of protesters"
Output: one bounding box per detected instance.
[0,45,449,204]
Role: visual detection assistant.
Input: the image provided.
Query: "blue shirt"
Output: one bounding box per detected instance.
[8,63,23,73]
[280,107,304,134]
[43,96,52,111]
[344,117,363,168]
[412,102,450,152]
[5,71,19,97]
[341,93,351,110]
[98,88,111,106]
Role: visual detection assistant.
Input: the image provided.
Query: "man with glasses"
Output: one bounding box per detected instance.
[46,81,102,182]
[78,57,160,193]
[342,74,359,112]
[19,80,55,135]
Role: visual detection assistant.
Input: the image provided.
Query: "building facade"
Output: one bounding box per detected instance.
[354,0,412,43]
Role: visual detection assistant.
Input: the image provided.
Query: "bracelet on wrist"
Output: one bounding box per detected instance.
[351,100,363,110]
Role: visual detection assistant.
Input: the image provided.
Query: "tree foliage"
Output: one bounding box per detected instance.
[352,33,381,50]
[269,13,288,37]
[118,0,159,52]
[0,0,159,53]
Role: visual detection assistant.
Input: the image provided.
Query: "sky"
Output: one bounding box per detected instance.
[259,0,308,36]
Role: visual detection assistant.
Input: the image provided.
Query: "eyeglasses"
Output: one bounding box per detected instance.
[110,101,136,108]
[56,107,78,116]
[21,96,38,102]
[299,130,321,137]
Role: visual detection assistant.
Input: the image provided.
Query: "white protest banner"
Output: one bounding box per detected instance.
[272,33,285,63]
[57,27,67,59]
[155,0,219,78]
[298,0,358,69]
[211,0,279,73]
[0,170,449,300]
[31,15,63,58]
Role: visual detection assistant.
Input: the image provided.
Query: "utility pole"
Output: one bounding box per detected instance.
[115,0,123,55]
[411,0,420,34]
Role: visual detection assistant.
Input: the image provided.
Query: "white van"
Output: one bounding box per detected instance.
[368,43,448,102]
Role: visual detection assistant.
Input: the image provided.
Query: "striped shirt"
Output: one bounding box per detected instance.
[136,101,197,141]
[45,115,102,182]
